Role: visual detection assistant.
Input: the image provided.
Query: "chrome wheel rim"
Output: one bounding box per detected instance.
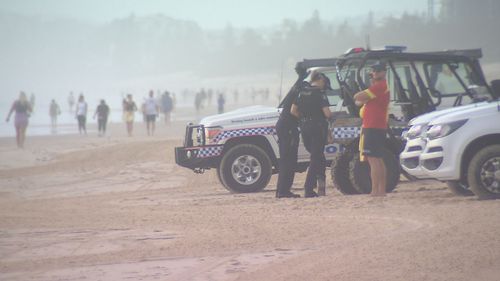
[480,157,500,194]
[231,155,261,185]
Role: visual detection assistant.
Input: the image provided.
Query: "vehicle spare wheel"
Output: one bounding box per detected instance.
[331,149,360,195]
[349,147,400,194]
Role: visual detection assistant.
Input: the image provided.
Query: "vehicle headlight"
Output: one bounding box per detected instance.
[405,124,427,140]
[204,126,223,144]
[426,119,468,140]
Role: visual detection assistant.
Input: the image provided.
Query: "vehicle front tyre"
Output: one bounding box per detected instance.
[219,144,272,193]
[446,180,474,196]
[467,144,500,200]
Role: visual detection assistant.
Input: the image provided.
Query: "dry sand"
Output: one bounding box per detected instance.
[1,116,500,281]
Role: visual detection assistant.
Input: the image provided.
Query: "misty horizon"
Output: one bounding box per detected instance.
[1,0,499,112]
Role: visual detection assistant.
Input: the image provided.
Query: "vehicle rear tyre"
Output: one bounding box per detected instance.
[349,148,400,194]
[219,144,272,193]
[467,145,500,200]
[331,150,360,195]
[446,180,474,196]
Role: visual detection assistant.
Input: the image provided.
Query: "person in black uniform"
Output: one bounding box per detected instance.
[275,81,307,198]
[291,72,333,197]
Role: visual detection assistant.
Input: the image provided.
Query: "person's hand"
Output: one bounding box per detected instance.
[327,132,334,144]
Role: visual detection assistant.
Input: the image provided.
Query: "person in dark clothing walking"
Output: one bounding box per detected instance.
[93,99,110,137]
[275,82,306,198]
[291,72,333,197]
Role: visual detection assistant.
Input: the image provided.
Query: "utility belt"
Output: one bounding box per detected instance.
[299,117,327,126]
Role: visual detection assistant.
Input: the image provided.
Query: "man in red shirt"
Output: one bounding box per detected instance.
[354,62,390,196]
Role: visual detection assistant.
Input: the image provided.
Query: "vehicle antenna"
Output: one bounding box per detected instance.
[365,34,371,51]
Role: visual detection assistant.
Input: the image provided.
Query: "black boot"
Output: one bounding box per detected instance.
[276,190,300,198]
[304,186,318,198]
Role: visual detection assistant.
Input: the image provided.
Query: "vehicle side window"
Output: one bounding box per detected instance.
[324,71,342,106]
[425,62,475,105]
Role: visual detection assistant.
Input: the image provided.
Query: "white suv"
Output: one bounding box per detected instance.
[401,99,500,199]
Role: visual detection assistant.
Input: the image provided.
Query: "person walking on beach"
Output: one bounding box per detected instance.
[6,91,32,148]
[123,94,138,137]
[217,93,225,114]
[68,92,75,113]
[161,91,174,124]
[49,99,61,133]
[291,72,333,197]
[144,90,160,136]
[29,93,36,113]
[354,62,390,197]
[75,94,88,135]
[93,99,110,137]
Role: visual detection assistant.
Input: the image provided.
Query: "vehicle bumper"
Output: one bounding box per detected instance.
[400,137,430,179]
[419,136,461,181]
[175,146,223,170]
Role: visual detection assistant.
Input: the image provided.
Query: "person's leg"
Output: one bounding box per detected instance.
[276,123,299,197]
[151,119,156,136]
[127,122,132,136]
[19,125,27,148]
[301,124,318,197]
[146,116,151,136]
[77,116,82,134]
[307,127,326,196]
[367,156,386,196]
[103,118,107,135]
[82,117,87,135]
[98,119,104,136]
[377,157,387,196]
[15,125,21,148]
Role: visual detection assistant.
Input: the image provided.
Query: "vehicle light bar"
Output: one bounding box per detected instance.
[344,47,365,55]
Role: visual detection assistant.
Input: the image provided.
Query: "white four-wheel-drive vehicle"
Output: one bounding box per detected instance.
[401,93,500,199]
[176,47,498,194]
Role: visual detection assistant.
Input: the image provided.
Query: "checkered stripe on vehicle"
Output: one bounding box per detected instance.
[213,127,276,143]
[197,146,224,158]
[333,127,361,139]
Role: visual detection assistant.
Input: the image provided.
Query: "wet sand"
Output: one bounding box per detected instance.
[1,116,500,281]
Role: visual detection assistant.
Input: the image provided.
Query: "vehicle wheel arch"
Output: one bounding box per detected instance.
[222,135,278,168]
[461,134,500,181]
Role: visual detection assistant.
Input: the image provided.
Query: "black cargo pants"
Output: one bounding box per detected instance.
[276,117,299,195]
[300,119,328,193]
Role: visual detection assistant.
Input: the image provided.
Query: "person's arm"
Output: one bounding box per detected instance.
[6,102,15,121]
[290,104,300,118]
[322,106,332,119]
[353,90,372,106]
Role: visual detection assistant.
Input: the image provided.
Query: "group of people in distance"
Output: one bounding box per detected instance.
[276,62,390,198]
[4,89,176,148]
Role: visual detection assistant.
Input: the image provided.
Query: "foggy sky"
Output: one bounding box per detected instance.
[0,0,427,28]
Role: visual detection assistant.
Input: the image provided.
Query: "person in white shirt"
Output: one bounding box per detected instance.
[75,94,88,135]
[143,90,160,136]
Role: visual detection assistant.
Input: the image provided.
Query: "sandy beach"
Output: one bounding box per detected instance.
[1,114,500,281]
